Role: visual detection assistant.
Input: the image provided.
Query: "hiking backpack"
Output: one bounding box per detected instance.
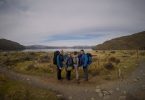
[66,57,74,66]
[78,54,82,66]
[73,56,78,64]
[86,53,92,65]
[53,51,60,65]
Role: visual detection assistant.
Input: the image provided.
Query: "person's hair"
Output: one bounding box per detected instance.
[80,49,84,53]
[56,51,60,55]
[74,51,78,55]
[60,50,64,54]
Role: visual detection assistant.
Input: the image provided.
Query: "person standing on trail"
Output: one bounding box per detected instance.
[80,50,91,81]
[53,50,64,80]
[73,51,79,82]
[66,53,74,80]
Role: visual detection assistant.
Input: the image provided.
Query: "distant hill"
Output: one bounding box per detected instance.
[0,39,25,51]
[25,45,68,49]
[26,45,92,49]
[95,31,145,50]
[0,38,93,51]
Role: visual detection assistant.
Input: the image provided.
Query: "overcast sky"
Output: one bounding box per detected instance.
[0,0,145,46]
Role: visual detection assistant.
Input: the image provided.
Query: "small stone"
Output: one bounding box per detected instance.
[140,70,143,73]
[56,94,63,98]
[116,88,120,91]
[85,89,88,92]
[27,78,30,81]
[102,90,110,96]
[123,90,127,95]
[68,96,72,100]
[133,78,138,82]
[103,95,110,100]
[98,92,103,97]
[142,85,145,90]
[123,66,127,69]
[95,88,101,93]
[108,90,113,94]
[96,86,100,89]
[136,77,140,80]
[91,97,95,100]
[119,96,126,100]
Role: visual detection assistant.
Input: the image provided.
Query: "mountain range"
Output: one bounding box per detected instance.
[95,31,145,50]
[0,39,92,51]
[0,39,25,51]
[0,31,145,51]
[25,45,92,49]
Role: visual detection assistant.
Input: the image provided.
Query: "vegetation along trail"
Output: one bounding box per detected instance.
[0,60,145,100]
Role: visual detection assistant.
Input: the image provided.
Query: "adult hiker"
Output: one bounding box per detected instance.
[73,51,79,81]
[66,53,74,80]
[53,50,64,80]
[80,50,92,81]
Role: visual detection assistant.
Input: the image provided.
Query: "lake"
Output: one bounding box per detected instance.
[23,49,93,52]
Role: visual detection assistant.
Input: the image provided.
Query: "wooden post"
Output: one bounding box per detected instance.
[136,49,139,59]
[97,56,100,69]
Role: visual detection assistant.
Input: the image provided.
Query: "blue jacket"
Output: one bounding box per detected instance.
[81,54,89,67]
[57,54,64,68]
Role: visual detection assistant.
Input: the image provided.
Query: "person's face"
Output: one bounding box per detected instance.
[68,53,71,57]
[60,50,63,55]
[80,51,84,54]
[74,52,77,55]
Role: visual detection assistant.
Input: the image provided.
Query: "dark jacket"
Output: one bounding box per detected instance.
[57,54,64,68]
[66,57,74,67]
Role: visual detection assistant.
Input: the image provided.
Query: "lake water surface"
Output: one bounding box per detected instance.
[23,49,92,52]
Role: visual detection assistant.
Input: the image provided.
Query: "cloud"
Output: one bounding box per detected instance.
[0,0,145,46]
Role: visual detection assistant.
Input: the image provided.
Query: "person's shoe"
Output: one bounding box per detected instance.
[84,79,88,81]
[67,78,71,81]
[76,80,80,84]
[58,78,63,81]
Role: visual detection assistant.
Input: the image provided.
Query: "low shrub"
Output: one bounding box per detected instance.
[38,55,51,63]
[108,57,120,65]
[122,55,129,58]
[92,57,99,62]
[26,64,38,71]
[104,62,114,70]
[139,51,145,56]
[102,51,106,53]
[22,54,37,61]
[110,51,116,54]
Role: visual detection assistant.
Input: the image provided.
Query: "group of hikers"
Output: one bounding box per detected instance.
[53,50,92,82]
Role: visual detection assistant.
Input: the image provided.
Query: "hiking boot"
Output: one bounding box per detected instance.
[77,80,80,84]
[84,79,88,81]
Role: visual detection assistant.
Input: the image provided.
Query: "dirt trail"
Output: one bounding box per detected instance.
[0,61,145,100]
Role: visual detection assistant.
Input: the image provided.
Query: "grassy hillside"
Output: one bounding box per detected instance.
[95,31,145,50]
[0,39,25,51]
